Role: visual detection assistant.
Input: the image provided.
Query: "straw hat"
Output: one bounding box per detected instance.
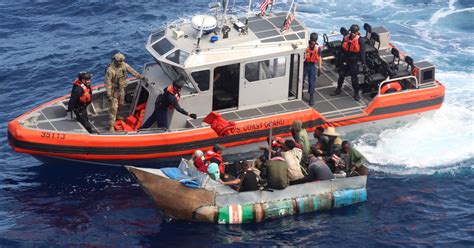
[323,127,340,137]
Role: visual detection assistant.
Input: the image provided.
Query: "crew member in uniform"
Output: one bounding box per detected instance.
[304,32,322,106]
[330,24,366,101]
[67,71,95,133]
[105,52,144,132]
[140,80,197,129]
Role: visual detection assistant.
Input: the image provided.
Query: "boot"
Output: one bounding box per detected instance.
[309,94,315,106]
[330,88,342,96]
[354,93,361,101]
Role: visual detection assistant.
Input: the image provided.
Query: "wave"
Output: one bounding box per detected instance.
[355,103,473,172]
[354,70,473,174]
[429,0,474,25]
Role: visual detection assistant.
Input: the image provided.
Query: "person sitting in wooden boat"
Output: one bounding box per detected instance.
[220,161,259,192]
[264,156,289,190]
[340,140,368,176]
[290,120,310,159]
[307,146,335,182]
[322,127,343,172]
[192,150,207,173]
[140,79,197,129]
[205,144,226,178]
[281,140,306,185]
[259,136,285,160]
[313,127,329,151]
[67,71,95,133]
[207,162,220,180]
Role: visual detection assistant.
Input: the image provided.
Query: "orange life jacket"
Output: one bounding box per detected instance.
[159,85,181,110]
[305,46,320,63]
[380,81,402,94]
[167,85,180,100]
[73,79,91,104]
[205,150,224,174]
[114,102,147,132]
[203,112,236,137]
[342,34,361,53]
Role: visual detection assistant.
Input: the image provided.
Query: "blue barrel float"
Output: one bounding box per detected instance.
[217,188,367,224]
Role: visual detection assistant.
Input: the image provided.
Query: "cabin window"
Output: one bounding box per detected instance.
[245,57,287,82]
[191,70,210,91]
[153,38,174,55]
[166,49,189,65]
[158,62,197,93]
[212,63,240,110]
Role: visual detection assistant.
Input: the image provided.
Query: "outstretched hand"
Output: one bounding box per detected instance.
[189,113,197,119]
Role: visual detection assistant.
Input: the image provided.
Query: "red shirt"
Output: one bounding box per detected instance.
[193,157,207,173]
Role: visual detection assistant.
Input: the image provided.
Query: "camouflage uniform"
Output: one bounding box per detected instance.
[105,53,142,131]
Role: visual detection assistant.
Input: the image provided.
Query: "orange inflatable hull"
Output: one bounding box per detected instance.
[8,82,444,165]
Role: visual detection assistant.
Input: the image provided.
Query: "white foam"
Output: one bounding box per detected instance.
[429,0,474,25]
[355,104,474,169]
[355,70,474,173]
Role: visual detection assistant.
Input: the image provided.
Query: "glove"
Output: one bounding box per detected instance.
[142,76,149,83]
[317,69,321,77]
[189,113,197,119]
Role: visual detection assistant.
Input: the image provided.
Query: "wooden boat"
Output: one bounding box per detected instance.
[127,159,367,224]
[8,7,444,166]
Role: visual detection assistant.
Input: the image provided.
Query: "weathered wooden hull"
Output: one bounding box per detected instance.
[127,164,367,224]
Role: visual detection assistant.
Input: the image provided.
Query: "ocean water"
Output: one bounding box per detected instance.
[1,0,473,247]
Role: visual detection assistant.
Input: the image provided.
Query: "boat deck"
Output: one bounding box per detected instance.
[304,62,370,120]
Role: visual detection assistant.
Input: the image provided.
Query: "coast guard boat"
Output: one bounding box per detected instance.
[8,5,444,166]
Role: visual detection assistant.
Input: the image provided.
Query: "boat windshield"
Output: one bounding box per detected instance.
[158,61,196,92]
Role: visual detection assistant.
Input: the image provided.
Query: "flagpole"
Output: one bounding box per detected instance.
[246,0,252,24]
[285,0,295,21]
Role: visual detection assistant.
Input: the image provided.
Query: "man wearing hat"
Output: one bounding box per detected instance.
[322,126,343,172]
[140,80,197,129]
[105,52,144,132]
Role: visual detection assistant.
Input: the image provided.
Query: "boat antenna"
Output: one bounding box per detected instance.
[196,16,206,53]
[246,0,252,24]
[221,0,230,27]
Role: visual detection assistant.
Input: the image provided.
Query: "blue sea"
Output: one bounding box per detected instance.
[1,0,473,247]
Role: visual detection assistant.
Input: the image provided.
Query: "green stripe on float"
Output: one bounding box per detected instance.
[241,204,254,224]
[217,206,230,224]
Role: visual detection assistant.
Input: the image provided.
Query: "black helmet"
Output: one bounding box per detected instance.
[78,71,92,81]
[340,27,348,36]
[350,24,360,34]
[310,32,318,42]
[172,79,185,89]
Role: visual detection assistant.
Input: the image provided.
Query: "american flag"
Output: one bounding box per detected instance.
[281,2,296,32]
[259,0,272,15]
